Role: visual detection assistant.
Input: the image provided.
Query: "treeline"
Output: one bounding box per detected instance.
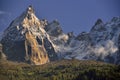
[0,59,120,80]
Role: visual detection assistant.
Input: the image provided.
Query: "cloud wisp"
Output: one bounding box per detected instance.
[0,11,11,15]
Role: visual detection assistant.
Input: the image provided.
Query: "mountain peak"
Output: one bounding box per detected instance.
[26,5,35,14]
[90,18,104,32]
[94,18,103,26]
[24,5,36,20]
[111,16,120,22]
[1,6,57,65]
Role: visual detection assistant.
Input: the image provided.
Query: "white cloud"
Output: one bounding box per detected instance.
[0,11,5,14]
[0,11,11,15]
[92,40,118,59]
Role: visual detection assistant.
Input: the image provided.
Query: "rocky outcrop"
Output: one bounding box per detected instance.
[76,32,91,42]
[45,20,63,37]
[0,43,6,60]
[25,31,49,65]
[90,19,105,32]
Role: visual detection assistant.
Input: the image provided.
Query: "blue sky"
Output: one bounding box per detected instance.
[0,0,120,35]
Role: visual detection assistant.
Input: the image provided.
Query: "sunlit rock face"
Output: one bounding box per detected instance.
[25,31,49,65]
[1,5,56,65]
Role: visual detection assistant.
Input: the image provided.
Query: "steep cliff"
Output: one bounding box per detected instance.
[1,5,56,65]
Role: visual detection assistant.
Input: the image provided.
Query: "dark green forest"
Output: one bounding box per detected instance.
[0,59,120,80]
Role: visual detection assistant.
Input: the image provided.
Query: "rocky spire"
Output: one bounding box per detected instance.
[1,5,57,65]
[25,5,35,20]
[26,5,35,14]
[90,18,104,32]
[94,18,103,26]
[67,31,75,38]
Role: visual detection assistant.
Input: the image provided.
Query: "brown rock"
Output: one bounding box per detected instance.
[25,31,49,65]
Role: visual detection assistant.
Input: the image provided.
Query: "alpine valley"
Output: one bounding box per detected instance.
[0,6,120,80]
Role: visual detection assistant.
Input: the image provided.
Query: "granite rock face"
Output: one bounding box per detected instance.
[1,6,56,65]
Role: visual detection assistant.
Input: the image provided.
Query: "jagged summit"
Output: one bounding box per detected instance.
[1,6,57,65]
[3,6,44,41]
[25,5,36,20]
[94,19,103,26]
[45,20,63,37]
[90,19,105,32]
[111,17,120,23]
[26,5,35,13]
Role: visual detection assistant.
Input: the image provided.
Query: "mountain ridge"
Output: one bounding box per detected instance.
[1,6,120,65]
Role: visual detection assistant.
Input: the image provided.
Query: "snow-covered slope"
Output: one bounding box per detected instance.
[61,17,120,64]
[45,17,120,64]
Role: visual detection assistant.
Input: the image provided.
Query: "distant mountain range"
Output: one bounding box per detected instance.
[0,5,120,65]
